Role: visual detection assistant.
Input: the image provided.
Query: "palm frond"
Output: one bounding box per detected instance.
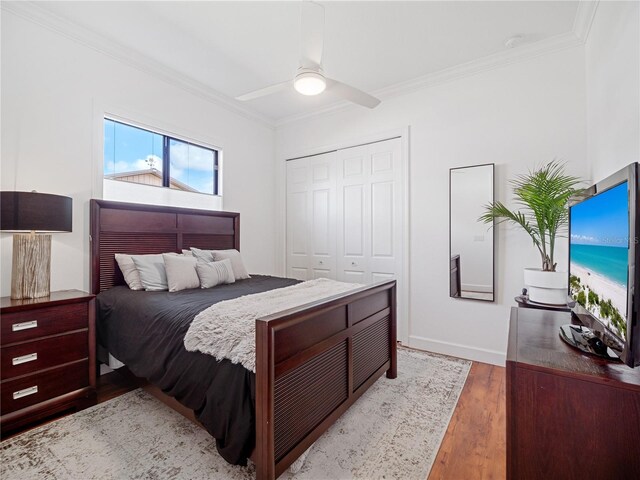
[479,160,584,271]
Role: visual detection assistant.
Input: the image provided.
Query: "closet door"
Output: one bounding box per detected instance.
[308,153,337,279]
[286,159,311,281]
[286,152,337,281]
[337,138,403,285]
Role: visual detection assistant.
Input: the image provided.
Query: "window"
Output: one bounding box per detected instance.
[103,118,219,195]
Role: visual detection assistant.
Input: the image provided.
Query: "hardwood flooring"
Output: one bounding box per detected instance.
[3,362,506,480]
[428,362,506,480]
[96,366,146,403]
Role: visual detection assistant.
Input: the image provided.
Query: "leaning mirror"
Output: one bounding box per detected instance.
[450,163,495,302]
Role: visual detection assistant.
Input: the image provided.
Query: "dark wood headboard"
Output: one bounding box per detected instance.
[90,199,240,294]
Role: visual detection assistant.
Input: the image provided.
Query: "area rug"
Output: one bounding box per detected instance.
[1,348,470,480]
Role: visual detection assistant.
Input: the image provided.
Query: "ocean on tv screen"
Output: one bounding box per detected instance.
[569,182,629,340]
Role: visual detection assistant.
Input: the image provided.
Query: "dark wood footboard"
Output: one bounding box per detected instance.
[255,280,397,480]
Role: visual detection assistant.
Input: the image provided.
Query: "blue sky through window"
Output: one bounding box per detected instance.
[570,182,629,247]
[103,119,217,194]
[103,119,163,174]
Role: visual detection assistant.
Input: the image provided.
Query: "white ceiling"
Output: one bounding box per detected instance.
[34,1,580,122]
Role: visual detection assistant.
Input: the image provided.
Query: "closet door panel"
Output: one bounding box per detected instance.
[342,185,365,257]
[288,192,308,255]
[368,139,402,282]
[343,270,366,283]
[289,267,309,281]
[312,269,332,279]
[310,153,337,277]
[312,189,331,255]
[372,272,395,283]
[371,181,394,257]
[286,160,311,280]
[286,152,337,281]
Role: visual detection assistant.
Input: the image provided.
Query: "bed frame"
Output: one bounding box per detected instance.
[90,199,397,480]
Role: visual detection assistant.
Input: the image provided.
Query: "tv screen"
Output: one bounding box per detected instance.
[569,181,629,343]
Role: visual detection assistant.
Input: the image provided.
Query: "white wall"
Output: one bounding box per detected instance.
[277,47,588,365]
[585,1,639,181]
[0,11,277,296]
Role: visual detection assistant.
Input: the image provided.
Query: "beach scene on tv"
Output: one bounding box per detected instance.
[569,182,629,340]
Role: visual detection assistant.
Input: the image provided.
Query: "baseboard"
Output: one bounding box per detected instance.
[407,335,506,366]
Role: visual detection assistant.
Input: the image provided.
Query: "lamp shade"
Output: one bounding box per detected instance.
[1,191,72,232]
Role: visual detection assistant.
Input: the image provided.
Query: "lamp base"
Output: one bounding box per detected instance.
[11,233,51,300]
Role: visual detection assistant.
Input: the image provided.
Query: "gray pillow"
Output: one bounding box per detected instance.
[190,247,215,263]
[191,248,250,280]
[115,254,144,290]
[196,259,236,288]
[131,254,168,291]
[163,254,200,292]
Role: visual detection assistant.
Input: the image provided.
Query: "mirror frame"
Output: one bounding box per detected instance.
[449,163,495,302]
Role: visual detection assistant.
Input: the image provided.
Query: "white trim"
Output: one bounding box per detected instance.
[278,127,411,344]
[2,1,274,130]
[408,335,506,367]
[573,0,599,43]
[275,31,583,127]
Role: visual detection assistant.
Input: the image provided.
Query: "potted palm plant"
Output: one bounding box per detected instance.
[480,160,584,305]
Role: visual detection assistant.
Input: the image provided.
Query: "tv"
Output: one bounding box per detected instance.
[566,162,640,368]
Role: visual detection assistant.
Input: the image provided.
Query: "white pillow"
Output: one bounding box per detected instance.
[191,248,250,280]
[114,254,144,290]
[182,249,193,256]
[196,259,236,288]
[163,254,200,292]
[131,254,168,291]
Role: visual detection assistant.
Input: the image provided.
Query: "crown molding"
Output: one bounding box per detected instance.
[3,1,599,130]
[1,1,276,129]
[573,0,599,43]
[275,30,583,127]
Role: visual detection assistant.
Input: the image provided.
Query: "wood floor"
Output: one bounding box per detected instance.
[428,362,506,480]
[3,362,506,479]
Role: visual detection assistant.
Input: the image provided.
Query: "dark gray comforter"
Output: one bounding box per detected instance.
[96,275,299,465]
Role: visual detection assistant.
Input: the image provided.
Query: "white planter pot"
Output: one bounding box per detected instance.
[524,268,568,305]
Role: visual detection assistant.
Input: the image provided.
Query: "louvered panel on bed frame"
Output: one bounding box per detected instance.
[274,340,349,462]
[353,315,391,390]
[90,199,396,480]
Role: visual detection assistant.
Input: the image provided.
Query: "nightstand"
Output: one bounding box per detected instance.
[1,290,96,434]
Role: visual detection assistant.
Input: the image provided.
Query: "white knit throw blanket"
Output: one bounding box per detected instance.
[183,278,362,372]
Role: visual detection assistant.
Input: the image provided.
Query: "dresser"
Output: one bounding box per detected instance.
[1,290,96,434]
[507,307,640,480]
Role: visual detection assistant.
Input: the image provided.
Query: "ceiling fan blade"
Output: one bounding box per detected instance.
[300,1,324,69]
[326,78,381,109]
[235,81,291,101]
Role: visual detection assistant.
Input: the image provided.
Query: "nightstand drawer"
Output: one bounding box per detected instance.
[1,360,89,415]
[1,303,87,345]
[1,331,88,379]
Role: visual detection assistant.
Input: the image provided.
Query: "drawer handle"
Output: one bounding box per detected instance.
[12,320,38,332]
[13,385,38,400]
[12,352,38,366]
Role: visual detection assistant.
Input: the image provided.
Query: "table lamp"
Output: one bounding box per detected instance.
[1,191,72,299]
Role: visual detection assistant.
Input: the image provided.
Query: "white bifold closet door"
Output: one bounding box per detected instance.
[286,137,403,290]
[336,138,403,285]
[286,151,337,281]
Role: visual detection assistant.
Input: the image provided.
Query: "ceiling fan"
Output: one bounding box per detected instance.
[236,1,380,109]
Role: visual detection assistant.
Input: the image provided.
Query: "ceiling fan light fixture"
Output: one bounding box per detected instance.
[294,70,326,96]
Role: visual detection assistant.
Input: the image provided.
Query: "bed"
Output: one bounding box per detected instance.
[90,199,397,480]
